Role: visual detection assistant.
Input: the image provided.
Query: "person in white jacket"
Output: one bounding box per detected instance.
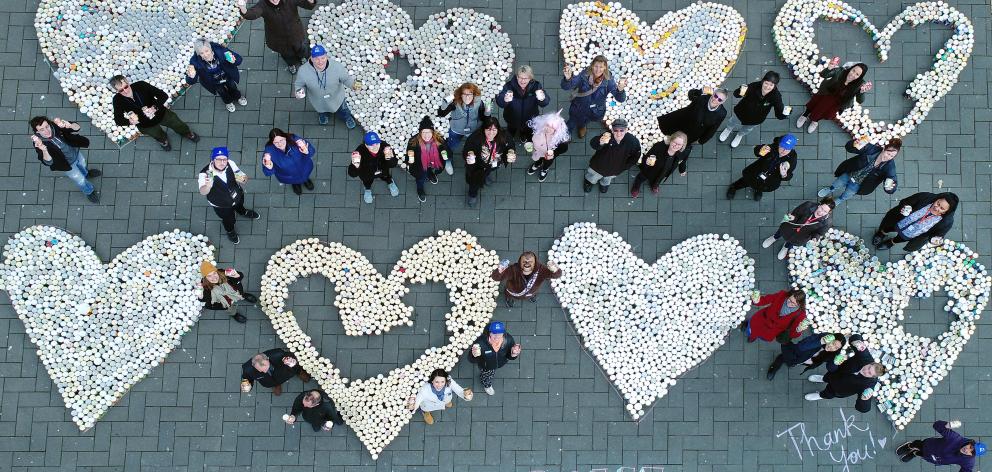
[406,369,473,425]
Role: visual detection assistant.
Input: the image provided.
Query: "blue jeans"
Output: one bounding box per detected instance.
[446,130,467,152]
[724,114,758,137]
[63,152,94,195]
[826,173,860,202]
[321,100,354,124]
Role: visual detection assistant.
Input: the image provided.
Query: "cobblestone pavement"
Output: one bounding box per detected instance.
[0,0,990,471]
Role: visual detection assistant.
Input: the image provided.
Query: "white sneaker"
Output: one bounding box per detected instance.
[807,121,819,134]
[805,392,823,401]
[238,97,248,106]
[730,134,743,148]
[225,103,236,113]
[817,187,834,198]
[719,128,732,142]
[444,160,454,175]
[808,374,825,383]
[484,386,495,396]
[796,115,807,128]
[777,245,790,260]
[762,236,777,248]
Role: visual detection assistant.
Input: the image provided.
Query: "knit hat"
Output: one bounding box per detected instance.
[200,260,218,277]
[418,116,435,132]
[211,146,229,160]
[762,70,781,85]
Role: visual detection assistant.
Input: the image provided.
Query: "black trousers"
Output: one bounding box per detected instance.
[360,172,393,190]
[280,41,309,67]
[213,202,249,233]
[216,82,243,104]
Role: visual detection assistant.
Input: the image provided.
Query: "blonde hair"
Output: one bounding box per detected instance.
[585,55,612,83]
[668,131,688,146]
[515,65,534,80]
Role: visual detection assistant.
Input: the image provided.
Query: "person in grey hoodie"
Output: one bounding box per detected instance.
[292,44,358,127]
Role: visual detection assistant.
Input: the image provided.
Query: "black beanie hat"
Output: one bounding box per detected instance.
[418,116,434,132]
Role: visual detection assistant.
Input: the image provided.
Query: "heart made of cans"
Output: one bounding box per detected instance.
[258,230,499,458]
[548,223,755,420]
[306,0,514,148]
[788,229,990,429]
[34,0,241,144]
[559,2,747,146]
[0,226,213,430]
[773,0,974,145]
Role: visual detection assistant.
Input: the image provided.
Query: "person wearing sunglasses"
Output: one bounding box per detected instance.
[111,75,199,151]
[656,87,728,147]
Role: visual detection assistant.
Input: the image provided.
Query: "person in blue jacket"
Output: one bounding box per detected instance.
[561,55,627,138]
[261,128,316,195]
[818,138,900,203]
[186,39,247,113]
[766,332,846,380]
[897,420,985,470]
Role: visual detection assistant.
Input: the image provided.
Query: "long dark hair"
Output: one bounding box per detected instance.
[835,63,868,102]
[428,368,450,385]
[802,333,847,373]
[786,288,806,312]
[266,128,297,151]
[470,117,508,149]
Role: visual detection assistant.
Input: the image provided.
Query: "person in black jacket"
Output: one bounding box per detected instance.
[766,332,846,380]
[796,60,871,134]
[284,389,344,432]
[110,75,199,151]
[463,117,514,207]
[468,321,521,396]
[523,111,570,183]
[198,261,257,324]
[348,131,399,204]
[804,335,885,413]
[241,348,310,396]
[763,197,835,260]
[726,134,798,201]
[197,147,261,245]
[186,39,247,113]
[29,116,101,203]
[872,192,959,252]
[817,138,900,203]
[630,131,691,198]
[719,71,788,148]
[402,117,451,202]
[495,65,550,142]
[583,119,641,194]
[656,87,728,145]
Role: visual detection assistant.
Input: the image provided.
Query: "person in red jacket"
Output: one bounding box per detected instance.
[739,289,807,343]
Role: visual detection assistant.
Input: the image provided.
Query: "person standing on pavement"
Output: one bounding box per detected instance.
[438,82,491,159]
[583,118,641,194]
[491,252,562,307]
[284,389,344,432]
[293,45,358,127]
[186,39,248,113]
[406,369,473,425]
[198,261,258,324]
[495,65,550,142]
[766,332,847,380]
[817,138,900,203]
[796,59,871,134]
[468,321,521,396]
[462,117,515,207]
[402,117,451,203]
[111,75,199,151]
[348,131,399,204]
[804,334,885,413]
[523,111,570,183]
[726,134,798,201]
[198,147,260,245]
[762,197,835,260]
[718,71,788,148]
[237,0,317,74]
[740,288,808,344]
[29,116,101,203]
[240,348,310,396]
[897,420,985,468]
[260,128,316,195]
[629,131,691,198]
[656,86,728,146]
[561,55,627,138]
[872,192,958,252]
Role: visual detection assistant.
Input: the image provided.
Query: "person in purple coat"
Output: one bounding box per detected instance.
[897,420,985,470]
[261,128,316,195]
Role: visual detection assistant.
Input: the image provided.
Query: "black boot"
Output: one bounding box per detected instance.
[766,355,784,380]
[242,293,258,303]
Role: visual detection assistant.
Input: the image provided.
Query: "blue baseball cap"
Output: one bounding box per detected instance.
[488,321,506,334]
[310,44,327,57]
[779,134,798,151]
[211,147,229,160]
[364,131,381,146]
